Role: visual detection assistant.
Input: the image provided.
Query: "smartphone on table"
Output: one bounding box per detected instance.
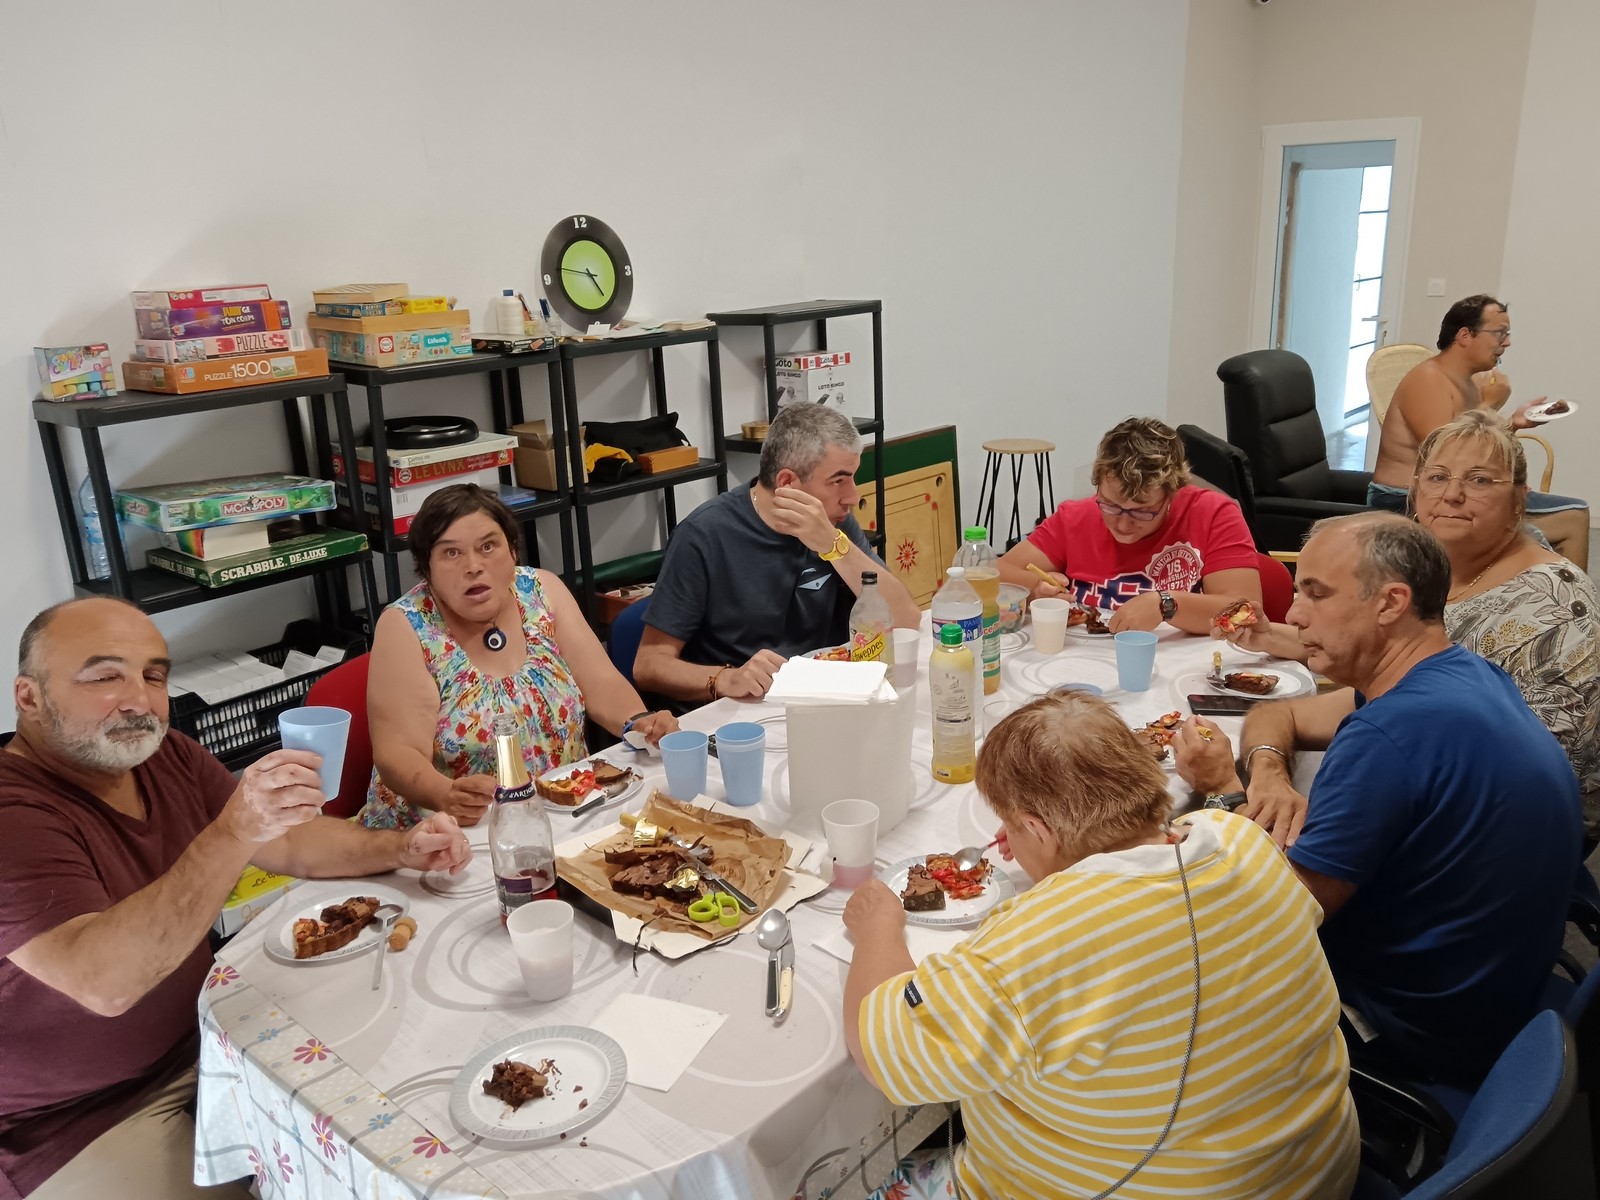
[1186,693,1260,718]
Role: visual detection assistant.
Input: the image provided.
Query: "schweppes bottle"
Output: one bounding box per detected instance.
[848,570,894,666]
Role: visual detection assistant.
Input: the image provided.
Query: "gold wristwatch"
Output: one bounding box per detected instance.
[819,529,851,561]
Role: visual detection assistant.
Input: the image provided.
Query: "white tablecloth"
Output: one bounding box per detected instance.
[194,619,1319,1200]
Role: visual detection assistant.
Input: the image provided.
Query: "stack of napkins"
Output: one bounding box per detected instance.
[766,658,892,705]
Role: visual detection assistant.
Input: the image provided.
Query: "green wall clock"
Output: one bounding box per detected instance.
[540,214,633,330]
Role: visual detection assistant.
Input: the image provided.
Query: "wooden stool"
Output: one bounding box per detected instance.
[975,439,1057,549]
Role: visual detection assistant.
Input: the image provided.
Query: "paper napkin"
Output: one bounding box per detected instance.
[765,658,891,705]
[816,920,975,968]
[590,993,727,1090]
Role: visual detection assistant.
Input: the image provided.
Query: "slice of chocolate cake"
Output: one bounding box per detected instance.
[483,1059,548,1109]
[901,864,946,912]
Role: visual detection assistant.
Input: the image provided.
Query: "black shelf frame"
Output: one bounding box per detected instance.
[313,350,573,602]
[558,328,727,618]
[33,376,379,628]
[705,299,886,547]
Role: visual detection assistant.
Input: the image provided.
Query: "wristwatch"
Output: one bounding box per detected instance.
[1203,791,1248,812]
[1157,590,1177,623]
[819,528,851,561]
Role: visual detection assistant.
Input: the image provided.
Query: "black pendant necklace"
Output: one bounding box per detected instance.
[483,624,507,652]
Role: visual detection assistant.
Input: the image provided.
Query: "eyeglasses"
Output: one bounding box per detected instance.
[1415,468,1512,495]
[1475,326,1512,343]
[1095,494,1165,522]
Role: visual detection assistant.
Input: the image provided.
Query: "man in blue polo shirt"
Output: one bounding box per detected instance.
[1174,513,1580,1088]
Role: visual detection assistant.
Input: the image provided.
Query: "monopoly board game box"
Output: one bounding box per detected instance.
[117,472,336,532]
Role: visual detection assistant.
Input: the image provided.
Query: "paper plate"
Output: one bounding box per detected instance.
[880,855,1016,928]
[1170,664,1314,704]
[1525,400,1577,423]
[262,882,410,966]
[537,756,645,814]
[451,1026,627,1144]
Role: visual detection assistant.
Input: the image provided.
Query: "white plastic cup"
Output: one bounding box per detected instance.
[507,900,574,1002]
[278,706,351,803]
[822,798,880,890]
[1030,598,1071,654]
[891,628,920,688]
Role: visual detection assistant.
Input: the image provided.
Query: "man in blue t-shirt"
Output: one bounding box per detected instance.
[633,405,919,707]
[1174,513,1581,1087]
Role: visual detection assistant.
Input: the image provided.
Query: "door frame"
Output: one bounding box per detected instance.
[1249,117,1422,353]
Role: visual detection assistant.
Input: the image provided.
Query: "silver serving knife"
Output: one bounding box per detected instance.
[670,845,758,911]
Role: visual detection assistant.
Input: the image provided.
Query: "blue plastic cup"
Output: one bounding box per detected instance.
[660,730,709,800]
[715,721,766,808]
[1114,631,1160,692]
[278,706,351,802]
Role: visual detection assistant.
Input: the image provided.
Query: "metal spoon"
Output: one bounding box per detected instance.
[368,903,404,991]
[754,909,791,1016]
[954,840,999,872]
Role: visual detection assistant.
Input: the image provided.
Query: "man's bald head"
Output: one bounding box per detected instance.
[17,597,154,681]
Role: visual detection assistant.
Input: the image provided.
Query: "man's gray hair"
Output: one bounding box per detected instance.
[1307,512,1450,622]
[758,405,860,488]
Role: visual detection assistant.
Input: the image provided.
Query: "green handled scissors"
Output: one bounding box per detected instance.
[687,891,741,927]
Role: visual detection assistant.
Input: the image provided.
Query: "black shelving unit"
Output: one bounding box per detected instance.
[705,299,886,545]
[32,376,379,626]
[558,328,727,618]
[313,351,572,602]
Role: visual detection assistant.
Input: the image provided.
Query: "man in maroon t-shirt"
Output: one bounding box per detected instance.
[0,598,472,1199]
[997,417,1262,634]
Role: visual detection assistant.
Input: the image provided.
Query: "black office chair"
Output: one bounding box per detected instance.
[1177,424,1259,539]
[1216,349,1371,552]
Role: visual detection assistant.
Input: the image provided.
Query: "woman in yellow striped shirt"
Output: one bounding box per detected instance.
[846,692,1358,1199]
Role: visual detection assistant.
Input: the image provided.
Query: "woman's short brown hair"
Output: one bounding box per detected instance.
[1410,409,1529,525]
[1091,418,1190,500]
[406,484,523,579]
[976,692,1171,861]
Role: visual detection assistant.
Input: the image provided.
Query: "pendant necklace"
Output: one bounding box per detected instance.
[482,585,515,651]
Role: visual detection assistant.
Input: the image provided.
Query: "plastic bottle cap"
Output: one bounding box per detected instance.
[862,570,877,585]
[939,623,965,646]
[946,567,966,578]
[503,288,515,296]
[964,526,987,541]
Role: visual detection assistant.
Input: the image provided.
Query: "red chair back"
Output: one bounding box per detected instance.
[1257,552,1295,624]
[303,653,372,820]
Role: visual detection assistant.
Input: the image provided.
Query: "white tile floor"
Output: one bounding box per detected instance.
[1326,420,1368,472]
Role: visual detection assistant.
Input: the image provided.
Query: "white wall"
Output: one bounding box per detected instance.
[0,0,1190,681]
[1500,0,1599,507]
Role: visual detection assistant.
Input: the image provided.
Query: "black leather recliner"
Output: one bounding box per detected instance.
[1177,424,1259,542]
[1216,349,1370,552]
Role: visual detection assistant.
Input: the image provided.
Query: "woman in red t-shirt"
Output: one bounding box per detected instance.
[997,418,1262,634]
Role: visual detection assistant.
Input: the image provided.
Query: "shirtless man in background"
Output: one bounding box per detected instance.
[1369,294,1588,568]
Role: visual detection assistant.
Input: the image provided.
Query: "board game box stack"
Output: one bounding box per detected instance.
[122,284,329,394]
[116,472,367,588]
[306,283,474,368]
[34,344,119,401]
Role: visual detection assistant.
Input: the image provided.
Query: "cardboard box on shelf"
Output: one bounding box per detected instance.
[132,328,310,363]
[773,350,850,410]
[510,419,586,492]
[133,285,272,310]
[308,324,471,368]
[335,466,502,534]
[121,348,329,395]
[637,445,701,475]
[306,309,470,335]
[598,583,654,626]
[136,300,292,340]
[311,283,409,306]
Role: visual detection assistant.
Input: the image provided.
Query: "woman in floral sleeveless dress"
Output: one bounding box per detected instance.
[358,486,675,830]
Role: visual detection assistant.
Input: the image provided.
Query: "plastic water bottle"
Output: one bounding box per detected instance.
[77,475,110,581]
[494,289,524,337]
[931,566,983,735]
[848,570,894,665]
[954,526,1001,694]
[929,622,976,784]
[487,714,556,926]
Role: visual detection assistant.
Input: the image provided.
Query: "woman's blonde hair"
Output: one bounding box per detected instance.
[975,692,1171,861]
[1090,418,1190,500]
[1410,409,1528,524]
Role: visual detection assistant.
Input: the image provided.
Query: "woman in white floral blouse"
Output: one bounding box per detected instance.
[1410,411,1598,838]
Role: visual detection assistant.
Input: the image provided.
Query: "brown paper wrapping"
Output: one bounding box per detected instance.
[555,793,790,939]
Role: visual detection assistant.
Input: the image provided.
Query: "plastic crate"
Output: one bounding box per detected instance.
[168,620,365,767]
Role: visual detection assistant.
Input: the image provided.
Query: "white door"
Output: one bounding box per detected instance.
[1251,119,1420,467]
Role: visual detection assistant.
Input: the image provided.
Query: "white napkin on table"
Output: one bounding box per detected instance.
[816,921,974,968]
[590,993,727,1091]
[766,658,891,705]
